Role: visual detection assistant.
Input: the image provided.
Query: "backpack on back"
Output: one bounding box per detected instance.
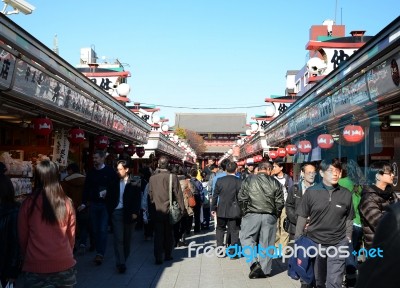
[190,178,205,204]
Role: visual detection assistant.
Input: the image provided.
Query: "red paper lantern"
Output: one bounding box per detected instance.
[95,135,109,150]
[113,141,125,154]
[269,151,278,160]
[32,117,53,136]
[277,147,287,158]
[136,147,145,158]
[253,155,263,163]
[125,144,136,156]
[343,125,365,143]
[285,144,297,155]
[68,128,85,144]
[298,140,312,154]
[317,134,334,149]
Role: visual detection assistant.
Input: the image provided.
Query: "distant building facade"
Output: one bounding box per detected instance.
[174,113,246,163]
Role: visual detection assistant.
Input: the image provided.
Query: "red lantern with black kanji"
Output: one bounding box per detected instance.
[32,117,53,136]
[95,135,109,150]
[68,128,85,144]
[317,134,334,149]
[253,155,263,163]
[285,144,297,156]
[343,125,365,143]
[125,144,136,156]
[277,147,287,158]
[269,151,278,160]
[113,141,125,154]
[298,140,312,154]
[136,146,145,158]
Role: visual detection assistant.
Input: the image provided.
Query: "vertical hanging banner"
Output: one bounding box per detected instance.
[52,129,70,166]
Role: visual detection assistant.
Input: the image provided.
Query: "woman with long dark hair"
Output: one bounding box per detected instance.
[0,162,21,288]
[18,160,76,287]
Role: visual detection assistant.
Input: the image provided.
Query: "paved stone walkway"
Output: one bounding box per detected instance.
[74,226,301,288]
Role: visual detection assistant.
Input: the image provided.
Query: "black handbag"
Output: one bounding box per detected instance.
[283,217,290,233]
[231,201,242,219]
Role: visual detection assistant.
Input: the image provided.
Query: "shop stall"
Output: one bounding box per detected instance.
[0,14,151,196]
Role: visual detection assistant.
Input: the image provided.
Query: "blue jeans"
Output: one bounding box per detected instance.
[112,209,134,266]
[90,202,109,256]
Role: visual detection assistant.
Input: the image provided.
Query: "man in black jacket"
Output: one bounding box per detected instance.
[238,161,284,279]
[106,160,141,273]
[80,150,118,265]
[211,161,242,253]
[285,162,317,240]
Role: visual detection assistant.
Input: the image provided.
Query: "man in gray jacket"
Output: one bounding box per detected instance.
[238,161,284,279]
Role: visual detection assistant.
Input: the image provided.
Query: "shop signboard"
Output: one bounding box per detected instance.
[273,124,288,143]
[112,114,127,134]
[12,59,95,120]
[287,118,297,138]
[333,74,370,117]
[0,48,16,90]
[310,96,334,127]
[295,108,312,133]
[92,103,114,129]
[367,51,400,101]
[52,129,70,167]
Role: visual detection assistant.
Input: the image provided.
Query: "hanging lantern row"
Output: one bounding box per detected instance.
[317,134,334,149]
[125,144,136,156]
[113,141,125,154]
[95,135,109,150]
[343,125,365,143]
[32,117,53,136]
[285,144,297,155]
[68,128,85,144]
[298,140,312,154]
[253,155,263,163]
[269,151,278,160]
[277,148,286,158]
[136,146,145,158]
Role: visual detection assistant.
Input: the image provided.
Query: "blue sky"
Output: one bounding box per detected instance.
[8,0,400,126]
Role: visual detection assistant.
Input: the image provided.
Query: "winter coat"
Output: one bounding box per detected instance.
[359,185,398,248]
[238,173,284,217]
[148,169,185,220]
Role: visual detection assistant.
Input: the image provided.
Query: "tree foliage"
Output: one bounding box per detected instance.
[174,128,206,156]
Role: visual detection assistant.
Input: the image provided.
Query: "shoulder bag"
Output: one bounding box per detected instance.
[169,174,183,225]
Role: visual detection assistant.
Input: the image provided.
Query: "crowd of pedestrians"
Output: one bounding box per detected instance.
[0,153,399,288]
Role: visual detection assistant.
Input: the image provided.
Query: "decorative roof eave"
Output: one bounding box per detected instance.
[113,96,130,102]
[130,108,160,113]
[142,131,185,159]
[251,116,275,121]
[306,40,365,50]
[81,71,131,77]
[308,75,326,83]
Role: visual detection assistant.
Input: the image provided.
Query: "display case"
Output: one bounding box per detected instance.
[0,151,33,196]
